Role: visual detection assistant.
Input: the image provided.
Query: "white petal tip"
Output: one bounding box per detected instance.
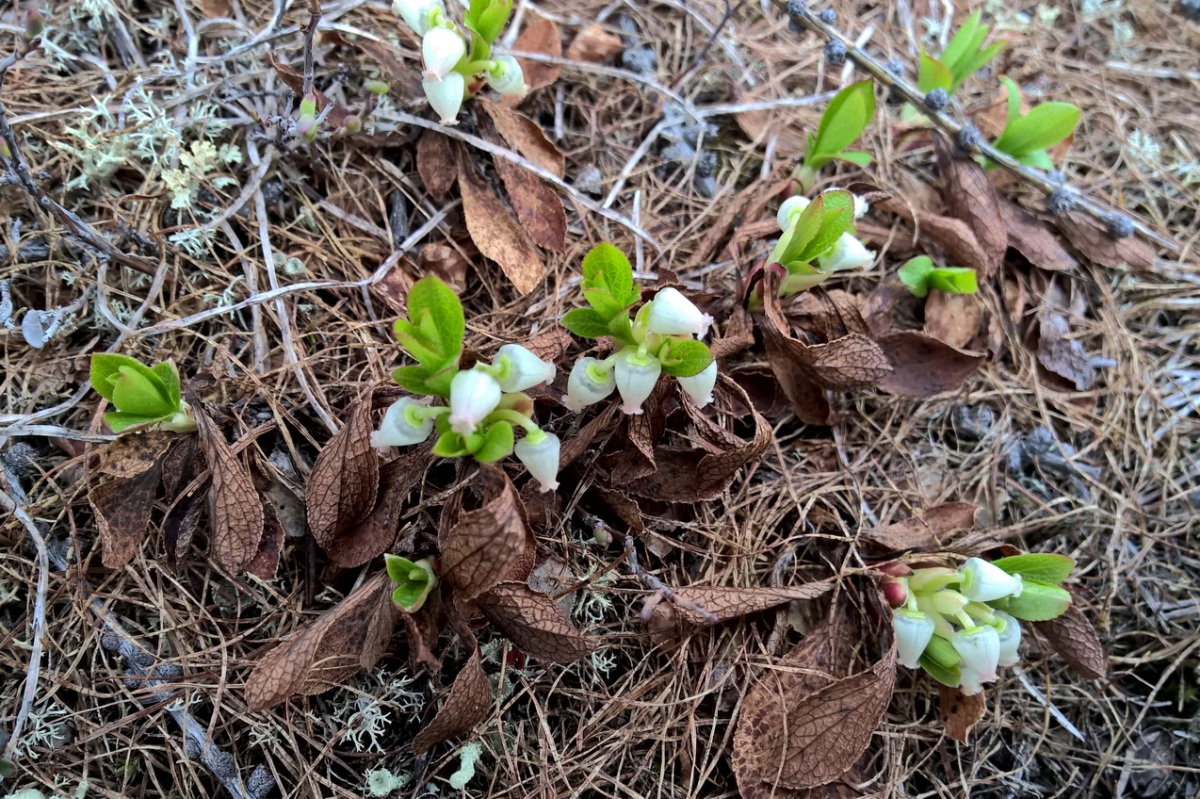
[621,404,644,415]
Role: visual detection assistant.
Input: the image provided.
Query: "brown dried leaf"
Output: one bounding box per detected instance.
[477,582,595,663]
[195,410,264,573]
[419,243,469,293]
[478,100,565,178]
[244,500,285,580]
[1036,307,1094,391]
[710,306,756,360]
[1058,211,1155,271]
[98,431,173,478]
[267,55,351,128]
[510,18,561,93]
[520,327,574,365]
[458,162,544,295]
[935,133,1005,278]
[411,647,492,755]
[939,685,987,743]
[244,573,396,709]
[1034,605,1107,680]
[735,87,813,157]
[558,404,617,469]
[805,334,893,390]
[671,583,832,625]
[875,331,985,398]
[307,395,379,557]
[860,503,978,553]
[442,466,529,601]
[998,198,1078,272]
[878,197,990,273]
[195,0,232,16]
[565,23,623,63]
[492,154,567,251]
[924,291,983,350]
[329,449,433,568]
[89,466,162,568]
[417,131,457,201]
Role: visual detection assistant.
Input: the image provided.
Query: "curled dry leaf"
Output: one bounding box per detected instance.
[860,502,979,553]
[939,685,987,743]
[479,100,565,178]
[557,404,618,470]
[934,133,1006,279]
[195,409,265,573]
[411,646,493,755]
[877,196,990,274]
[458,162,545,295]
[442,466,529,601]
[519,326,574,365]
[244,500,285,581]
[998,198,1078,272]
[244,572,396,710]
[89,462,163,569]
[1036,306,1094,391]
[491,155,567,252]
[306,394,379,559]
[874,331,985,398]
[477,582,595,663]
[97,430,174,477]
[329,449,433,568]
[1058,211,1155,271]
[924,291,984,351]
[510,18,561,94]
[670,583,832,625]
[566,23,624,63]
[417,131,457,201]
[1034,604,1107,680]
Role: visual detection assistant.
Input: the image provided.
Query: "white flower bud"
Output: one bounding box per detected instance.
[776,195,811,231]
[614,349,661,415]
[422,71,465,125]
[951,625,1000,683]
[959,557,1023,602]
[893,609,936,669]
[422,26,465,83]
[448,368,502,435]
[564,357,616,411]
[853,194,869,219]
[993,610,1022,667]
[371,397,435,448]
[816,233,874,272]
[676,360,717,408]
[488,55,527,98]
[646,287,712,338]
[493,344,555,393]
[392,0,444,35]
[514,431,560,492]
[958,665,985,696]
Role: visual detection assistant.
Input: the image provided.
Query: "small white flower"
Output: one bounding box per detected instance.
[448,368,502,435]
[422,26,466,83]
[514,431,560,492]
[993,610,1022,667]
[676,360,717,408]
[893,609,936,669]
[614,349,661,415]
[853,194,869,219]
[776,195,811,231]
[371,398,435,448]
[958,665,985,696]
[422,71,465,125]
[393,0,444,36]
[958,557,1023,603]
[646,287,712,339]
[950,625,1000,683]
[487,56,527,98]
[564,357,616,411]
[493,344,555,393]
[816,233,874,272]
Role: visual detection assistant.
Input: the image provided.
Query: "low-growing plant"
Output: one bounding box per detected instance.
[767,188,874,296]
[795,80,875,192]
[988,77,1081,170]
[393,0,527,125]
[560,243,717,413]
[89,354,196,433]
[897,256,978,297]
[383,554,438,612]
[918,10,1007,95]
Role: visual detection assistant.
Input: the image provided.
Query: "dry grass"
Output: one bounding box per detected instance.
[1,0,1199,797]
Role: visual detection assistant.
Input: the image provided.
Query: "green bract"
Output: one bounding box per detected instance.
[898,256,978,298]
[797,80,875,190]
[990,77,1081,170]
[918,11,1007,94]
[89,354,195,433]
[993,553,1076,585]
[391,275,466,398]
[384,554,438,612]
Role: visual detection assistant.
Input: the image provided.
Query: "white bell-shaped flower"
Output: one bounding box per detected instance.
[514,430,560,492]
[852,193,870,219]
[493,344,555,393]
[393,0,444,35]
[564,357,616,411]
[676,360,717,408]
[422,72,465,124]
[993,610,1022,667]
[448,368,502,435]
[776,195,811,231]
[646,287,712,338]
[817,233,874,272]
[950,624,1000,683]
[614,349,661,415]
[422,26,465,83]
[371,397,435,448]
[488,55,527,98]
[958,665,985,696]
[893,609,936,669]
[958,557,1023,602]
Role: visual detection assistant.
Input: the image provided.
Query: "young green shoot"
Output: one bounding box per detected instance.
[89,354,196,433]
[796,80,875,192]
[919,11,1006,95]
[897,256,978,298]
[989,77,1081,170]
[766,189,874,298]
[384,554,438,612]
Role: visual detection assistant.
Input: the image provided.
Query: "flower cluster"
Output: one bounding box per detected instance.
[561,244,717,415]
[769,188,874,296]
[393,0,526,125]
[885,554,1075,695]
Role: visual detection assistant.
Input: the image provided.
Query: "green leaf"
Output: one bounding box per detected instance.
[151,360,182,410]
[927,267,978,294]
[941,10,982,73]
[432,431,471,458]
[384,554,437,613]
[992,554,1076,585]
[103,411,169,433]
[90,354,151,403]
[919,653,962,687]
[1017,149,1055,170]
[0,757,15,778]
[996,580,1072,621]
[773,195,826,265]
[561,308,612,339]
[918,51,954,94]
[956,40,1007,90]
[581,243,639,319]
[657,339,713,378]
[1000,76,1021,131]
[111,365,176,417]
[467,0,512,44]
[835,150,872,167]
[808,80,875,169]
[393,275,465,370]
[995,102,1080,157]
[898,256,934,297]
[796,190,854,262]
[473,420,514,463]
